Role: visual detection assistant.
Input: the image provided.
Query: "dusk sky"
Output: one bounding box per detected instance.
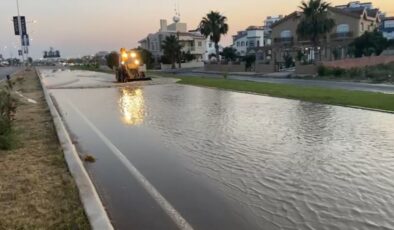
[1,0,393,59]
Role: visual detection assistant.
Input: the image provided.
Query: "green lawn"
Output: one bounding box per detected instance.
[157,73,394,112]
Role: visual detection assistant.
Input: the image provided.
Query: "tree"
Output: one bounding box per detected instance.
[161,35,183,69]
[243,55,256,71]
[296,0,335,62]
[136,47,154,69]
[221,47,237,62]
[349,30,389,57]
[105,51,119,70]
[181,51,195,62]
[199,11,229,59]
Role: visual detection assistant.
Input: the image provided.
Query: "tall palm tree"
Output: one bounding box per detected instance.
[296,0,335,61]
[199,11,229,59]
[161,35,183,69]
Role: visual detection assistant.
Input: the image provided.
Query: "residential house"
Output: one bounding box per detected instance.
[139,17,207,63]
[269,6,380,67]
[381,17,394,40]
[263,15,284,46]
[232,26,265,57]
[204,41,223,61]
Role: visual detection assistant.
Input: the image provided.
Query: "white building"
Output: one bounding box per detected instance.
[232,26,265,56]
[139,17,207,63]
[382,17,394,40]
[204,41,223,61]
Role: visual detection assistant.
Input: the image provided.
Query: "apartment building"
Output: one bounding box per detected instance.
[270,6,380,64]
[232,26,265,57]
[139,17,207,62]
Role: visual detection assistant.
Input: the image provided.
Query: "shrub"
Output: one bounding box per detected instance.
[317,65,330,76]
[0,86,17,150]
[331,68,345,77]
[347,68,364,79]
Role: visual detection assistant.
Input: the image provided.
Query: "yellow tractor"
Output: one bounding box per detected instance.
[115,48,151,82]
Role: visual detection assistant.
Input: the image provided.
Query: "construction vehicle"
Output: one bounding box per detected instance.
[115,48,151,82]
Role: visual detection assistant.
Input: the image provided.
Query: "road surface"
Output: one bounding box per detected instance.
[169,71,394,94]
[0,66,20,81]
[40,68,394,230]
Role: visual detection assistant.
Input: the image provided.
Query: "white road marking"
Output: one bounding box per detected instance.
[66,100,194,230]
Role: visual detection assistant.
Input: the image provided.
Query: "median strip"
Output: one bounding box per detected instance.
[159,73,394,113]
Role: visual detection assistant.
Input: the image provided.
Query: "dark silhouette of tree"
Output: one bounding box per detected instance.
[199,11,229,59]
[297,0,335,62]
[161,35,183,69]
[105,52,119,70]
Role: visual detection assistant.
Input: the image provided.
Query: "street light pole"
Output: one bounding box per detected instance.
[16,0,25,64]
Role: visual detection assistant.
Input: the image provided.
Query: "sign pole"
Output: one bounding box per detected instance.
[16,0,25,64]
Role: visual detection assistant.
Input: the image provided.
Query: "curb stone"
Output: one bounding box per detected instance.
[35,68,114,230]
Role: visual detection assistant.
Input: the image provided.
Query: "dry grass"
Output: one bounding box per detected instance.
[0,69,90,229]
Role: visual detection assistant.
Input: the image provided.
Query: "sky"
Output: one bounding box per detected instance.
[1,0,393,59]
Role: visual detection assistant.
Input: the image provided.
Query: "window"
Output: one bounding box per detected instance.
[336,24,350,33]
[198,41,202,47]
[249,41,255,47]
[209,43,212,48]
[241,41,245,46]
[385,20,394,28]
[257,40,260,47]
[237,41,240,47]
[280,30,292,38]
[361,22,364,31]
[246,41,249,46]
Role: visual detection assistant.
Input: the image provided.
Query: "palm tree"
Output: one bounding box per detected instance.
[296,0,335,62]
[199,11,229,59]
[161,35,183,69]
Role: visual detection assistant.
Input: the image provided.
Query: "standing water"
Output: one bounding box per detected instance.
[53,83,394,230]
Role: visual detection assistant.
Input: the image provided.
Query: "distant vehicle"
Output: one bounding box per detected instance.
[0,61,9,67]
[115,48,151,83]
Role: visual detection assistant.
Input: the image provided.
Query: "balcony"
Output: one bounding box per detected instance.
[330,32,354,40]
[273,37,294,44]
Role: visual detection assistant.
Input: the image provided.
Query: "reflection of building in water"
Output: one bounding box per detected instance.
[119,87,145,125]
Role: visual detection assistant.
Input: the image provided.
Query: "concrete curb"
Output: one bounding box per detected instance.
[35,68,114,230]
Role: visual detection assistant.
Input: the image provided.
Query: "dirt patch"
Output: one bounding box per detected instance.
[0,69,90,229]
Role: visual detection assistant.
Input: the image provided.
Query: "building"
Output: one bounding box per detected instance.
[381,17,394,40]
[335,1,385,19]
[232,26,265,57]
[263,15,284,45]
[269,6,380,66]
[204,41,223,61]
[139,16,207,63]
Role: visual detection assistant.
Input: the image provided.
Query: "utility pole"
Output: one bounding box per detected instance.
[16,0,25,64]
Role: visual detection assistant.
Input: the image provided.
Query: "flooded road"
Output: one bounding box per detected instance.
[45,70,394,229]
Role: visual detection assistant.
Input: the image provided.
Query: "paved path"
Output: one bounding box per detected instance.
[171,71,394,94]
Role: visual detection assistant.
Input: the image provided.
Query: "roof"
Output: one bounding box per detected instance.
[383,16,394,21]
[270,11,301,29]
[328,6,378,22]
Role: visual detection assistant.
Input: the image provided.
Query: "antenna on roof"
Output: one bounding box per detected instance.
[173,1,180,23]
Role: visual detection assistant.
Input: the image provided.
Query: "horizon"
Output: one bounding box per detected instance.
[1,0,393,59]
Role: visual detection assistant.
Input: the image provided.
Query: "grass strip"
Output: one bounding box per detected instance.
[160,73,394,112]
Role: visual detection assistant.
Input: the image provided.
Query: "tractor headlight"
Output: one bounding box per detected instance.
[130,52,137,58]
[122,53,128,59]
[134,59,140,65]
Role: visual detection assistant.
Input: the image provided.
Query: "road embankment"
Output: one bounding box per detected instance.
[0,69,90,229]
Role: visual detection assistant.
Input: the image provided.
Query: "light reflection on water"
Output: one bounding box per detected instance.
[119,87,145,125]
